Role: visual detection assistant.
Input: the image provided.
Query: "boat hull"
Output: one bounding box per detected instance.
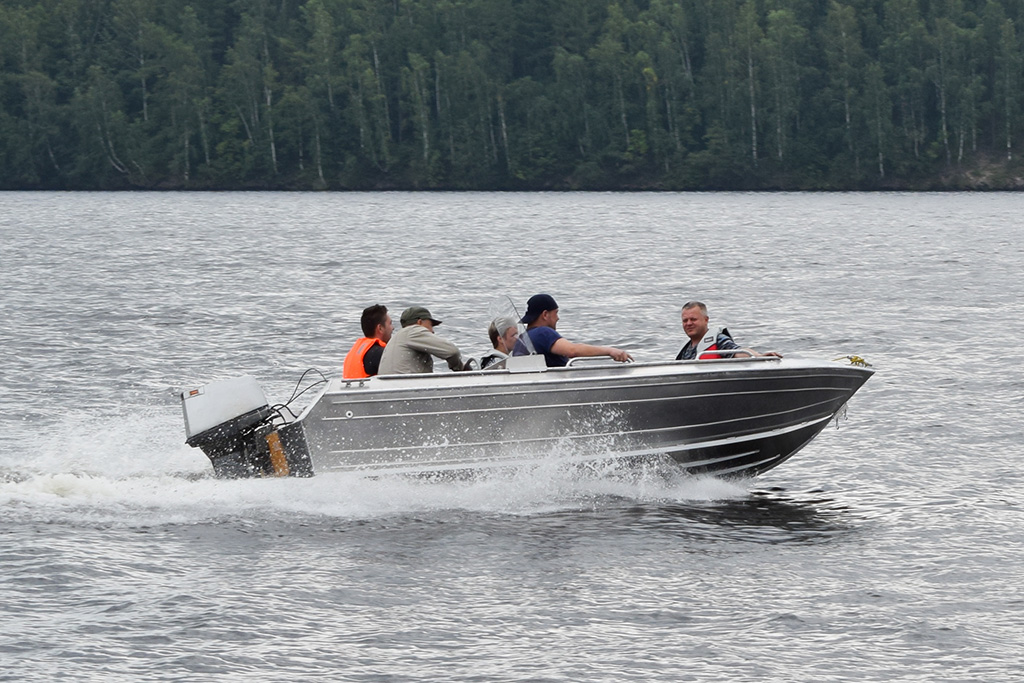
[294,358,871,478]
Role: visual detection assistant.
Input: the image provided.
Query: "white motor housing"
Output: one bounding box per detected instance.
[181,375,269,440]
[180,375,313,478]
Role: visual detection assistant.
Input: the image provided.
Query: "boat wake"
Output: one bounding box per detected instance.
[1,409,865,548]
[1,441,750,527]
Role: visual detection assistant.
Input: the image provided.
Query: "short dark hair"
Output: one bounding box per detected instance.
[360,304,388,337]
[682,301,708,316]
[488,322,499,347]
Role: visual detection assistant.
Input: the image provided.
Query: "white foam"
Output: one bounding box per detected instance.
[0,456,749,528]
[2,407,750,526]
[6,406,209,479]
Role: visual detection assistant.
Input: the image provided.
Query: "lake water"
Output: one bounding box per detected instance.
[1,191,1023,681]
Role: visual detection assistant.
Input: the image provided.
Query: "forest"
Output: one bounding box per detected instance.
[2,0,1024,190]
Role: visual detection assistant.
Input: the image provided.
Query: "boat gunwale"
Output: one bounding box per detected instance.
[319,384,853,422]
[318,357,871,401]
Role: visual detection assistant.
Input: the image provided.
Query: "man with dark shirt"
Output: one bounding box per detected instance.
[512,294,632,367]
[342,304,393,378]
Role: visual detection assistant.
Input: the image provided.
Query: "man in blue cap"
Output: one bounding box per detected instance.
[512,294,632,367]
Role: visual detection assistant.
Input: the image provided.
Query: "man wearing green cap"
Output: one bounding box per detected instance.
[378,306,466,375]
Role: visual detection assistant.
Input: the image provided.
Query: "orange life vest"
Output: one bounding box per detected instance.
[343,337,386,379]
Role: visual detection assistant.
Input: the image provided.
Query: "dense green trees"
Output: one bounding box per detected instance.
[2,0,1023,189]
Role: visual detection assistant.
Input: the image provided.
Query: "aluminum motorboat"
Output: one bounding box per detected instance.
[180,354,873,479]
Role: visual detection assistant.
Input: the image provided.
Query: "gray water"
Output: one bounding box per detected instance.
[1,192,1023,681]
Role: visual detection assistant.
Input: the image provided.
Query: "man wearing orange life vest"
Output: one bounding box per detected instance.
[675,301,782,361]
[342,304,394,379]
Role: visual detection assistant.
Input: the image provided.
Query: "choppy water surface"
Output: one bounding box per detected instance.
[2,192,1023,681]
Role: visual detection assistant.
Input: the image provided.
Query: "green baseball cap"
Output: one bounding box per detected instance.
[400,306,442,327]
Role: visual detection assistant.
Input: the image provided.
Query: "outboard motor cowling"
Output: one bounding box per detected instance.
[181,376,313,478]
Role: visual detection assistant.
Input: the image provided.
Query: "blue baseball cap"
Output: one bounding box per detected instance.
[520,294,558,324]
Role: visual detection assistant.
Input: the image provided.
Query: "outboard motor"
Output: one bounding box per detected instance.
[181,376,313,478]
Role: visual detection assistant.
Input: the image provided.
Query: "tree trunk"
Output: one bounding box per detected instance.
[748,49,757,166]
[843,75,858,174]
[265,84,277,174]
[199,105,211,165]
[235,105,255,144]
[372,42,391,142]
[497,93,510,173]
[314,119,325,184]
[875,98,884,179]
[617,73,629,148]
[1006,81,1013,161]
